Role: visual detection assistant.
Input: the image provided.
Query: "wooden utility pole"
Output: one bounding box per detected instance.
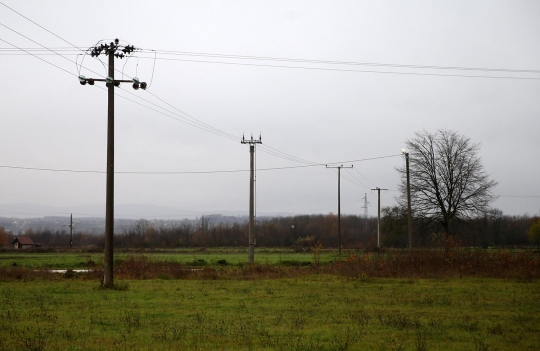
[104,49,115,288]
[78,39,145,288]
[326,164,353,255]
[403,150,413,249]
[241,134,261,264]
[371,187,388,248]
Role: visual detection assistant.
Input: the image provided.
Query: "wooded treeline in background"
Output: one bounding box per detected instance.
[1,207,537,249]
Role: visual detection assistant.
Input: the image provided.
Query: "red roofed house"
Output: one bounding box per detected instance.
[12,236,39,249]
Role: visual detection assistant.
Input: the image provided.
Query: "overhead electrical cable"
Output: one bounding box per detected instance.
[329,168,364,188]
[3,2,537,169]
[344,168,369,188]
[0,2,472,171]
[3,45,540,76]
[0,22,107,79]
[0,1,84,50]
[353,167,377,187]
[129,56,540,81]
[0,154,400,175]
[0,14,314,164]
[258,144,318,165]
[0,38,78,77]
[138,49,540,74]
[144,90,240,140]
[0,23,317,166]
[497,195,540,198]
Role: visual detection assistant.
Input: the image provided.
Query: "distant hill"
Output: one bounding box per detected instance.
[0,202,296,234]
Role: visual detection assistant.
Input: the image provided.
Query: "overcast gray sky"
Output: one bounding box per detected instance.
[1,0,539,220]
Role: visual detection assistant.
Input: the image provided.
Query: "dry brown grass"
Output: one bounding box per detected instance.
[326,249,540,279]
[1,249,538,282]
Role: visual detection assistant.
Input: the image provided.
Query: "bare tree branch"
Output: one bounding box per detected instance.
[398,129,498,235]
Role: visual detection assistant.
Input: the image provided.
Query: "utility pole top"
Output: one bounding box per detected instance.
[78,39,147,90]
[241,133,262,144]
[326,164,353,169]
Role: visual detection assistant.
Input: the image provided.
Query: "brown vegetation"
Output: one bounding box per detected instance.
[1,249,538,283]
[328,249,540,279]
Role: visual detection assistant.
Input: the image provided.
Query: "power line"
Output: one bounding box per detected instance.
[110,87,241,142]
[0,15,219,144]
[329,168,364,188]
[138,49,540,74]
[128,55,540,81]
[0,154,400,175]
[4,4,536,180]
[0,26,392,170]
[0,30,321,167]
[3,46,540,75]
[0,2,84,51]
[0,19,312,165]
[0,38,77,77]
[0,22,107,79]
[1,3,538,168]
[354,167,377,187]
[344,168,369,188]
[144,90,240,140]
[4,44,539,80]
[9,3,534,187]
[0,28,241,146]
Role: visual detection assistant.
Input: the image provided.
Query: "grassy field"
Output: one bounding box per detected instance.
[0,249,538,350]
[0,276,539,350]
[0,248,336,269]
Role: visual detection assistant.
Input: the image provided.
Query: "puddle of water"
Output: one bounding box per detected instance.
[46,269,91,273]
[42,269,202,273]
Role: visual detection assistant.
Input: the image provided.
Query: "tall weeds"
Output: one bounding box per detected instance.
[327,248,540,279]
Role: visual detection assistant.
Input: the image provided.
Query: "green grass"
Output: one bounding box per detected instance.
[0,247,340,269]
[0,277,538,350]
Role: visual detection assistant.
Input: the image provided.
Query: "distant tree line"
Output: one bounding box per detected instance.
[380,207,535,248]
[1,211,537,250]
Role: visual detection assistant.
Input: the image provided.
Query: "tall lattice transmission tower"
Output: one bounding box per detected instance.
[361,193,370,230]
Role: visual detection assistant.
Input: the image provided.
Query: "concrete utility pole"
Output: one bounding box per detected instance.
[78,39,146,288]
[64,213,78,248]
[326,164,353,255]
[69,213,73,248]
[371,187,388,248]
[241,134,261,264]
[402,149,413,249]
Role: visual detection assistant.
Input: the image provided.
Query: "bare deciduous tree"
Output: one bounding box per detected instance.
[398,129,497,236]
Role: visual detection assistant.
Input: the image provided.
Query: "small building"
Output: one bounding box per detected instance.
[12,236,40,249]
